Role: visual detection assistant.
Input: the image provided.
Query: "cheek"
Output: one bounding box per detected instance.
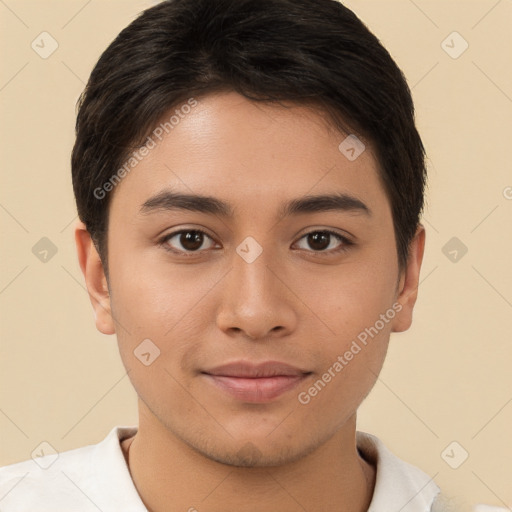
[107,256,221,367]
[297,296,393,420]
[108,245,203,325]
[292,259,396,401]
[291,259,398,341]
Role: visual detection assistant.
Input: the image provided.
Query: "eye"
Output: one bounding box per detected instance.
[294,230,352,255]
[159,228,353,257]
[160,229,217,255]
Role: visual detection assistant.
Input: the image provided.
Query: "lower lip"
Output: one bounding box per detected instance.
[203,373,309,403]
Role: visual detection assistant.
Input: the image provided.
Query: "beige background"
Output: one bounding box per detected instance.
[0,0,511,509]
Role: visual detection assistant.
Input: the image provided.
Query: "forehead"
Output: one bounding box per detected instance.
[109,91,387,216]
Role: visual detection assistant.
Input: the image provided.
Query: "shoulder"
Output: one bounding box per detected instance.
[0,426,143,512]
[0,440,98,511]
[356,432,508,512]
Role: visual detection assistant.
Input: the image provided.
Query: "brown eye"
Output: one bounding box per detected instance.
[306,232,331,251]
[162,230,215,254]
[179,231,204,251]
[294,230,352,254]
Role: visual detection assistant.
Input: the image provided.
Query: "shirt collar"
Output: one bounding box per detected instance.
[356,431,441,511]
[91,425,147,511]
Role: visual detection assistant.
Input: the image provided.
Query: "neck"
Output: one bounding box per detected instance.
[122,407,375,512]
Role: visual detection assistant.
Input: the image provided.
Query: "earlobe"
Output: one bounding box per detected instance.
[391,224,426,333]
[74,221,116,335]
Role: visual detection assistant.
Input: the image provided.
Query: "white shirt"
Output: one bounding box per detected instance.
[0,426,502,511]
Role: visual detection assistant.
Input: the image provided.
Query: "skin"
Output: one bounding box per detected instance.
[75,91,425,512]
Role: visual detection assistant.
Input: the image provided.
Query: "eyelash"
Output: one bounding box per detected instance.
[159,229,353,258]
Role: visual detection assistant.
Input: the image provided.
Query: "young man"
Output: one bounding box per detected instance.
[0,0,502,511]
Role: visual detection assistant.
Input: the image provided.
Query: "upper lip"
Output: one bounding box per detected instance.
[203,361,310,378]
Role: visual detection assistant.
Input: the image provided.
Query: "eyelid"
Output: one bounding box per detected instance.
[292,229,353,255]
[160,228,218,256]
[295,226,354,242]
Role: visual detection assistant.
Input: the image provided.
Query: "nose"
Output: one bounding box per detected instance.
[215,243,298,341]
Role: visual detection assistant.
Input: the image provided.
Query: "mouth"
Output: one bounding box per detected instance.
[201,360,312,403]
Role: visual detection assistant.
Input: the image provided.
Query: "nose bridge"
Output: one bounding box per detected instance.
[216,238,297,339]
[238,245,275,297]
[230,240,280,310]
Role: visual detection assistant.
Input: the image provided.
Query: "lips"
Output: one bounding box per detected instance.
[202,361,312,403]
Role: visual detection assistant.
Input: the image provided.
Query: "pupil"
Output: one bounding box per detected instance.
[181,231,203,251]
[308,232,329,251]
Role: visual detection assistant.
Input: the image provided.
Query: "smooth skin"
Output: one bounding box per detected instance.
[75,91,425,512]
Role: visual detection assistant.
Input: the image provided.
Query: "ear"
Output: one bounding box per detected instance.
[391,224,426,333]
[74,220,116,335]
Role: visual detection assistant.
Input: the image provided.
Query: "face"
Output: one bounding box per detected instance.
[78,91,424,467]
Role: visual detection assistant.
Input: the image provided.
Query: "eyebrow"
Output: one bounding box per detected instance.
[140,190,371,218]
